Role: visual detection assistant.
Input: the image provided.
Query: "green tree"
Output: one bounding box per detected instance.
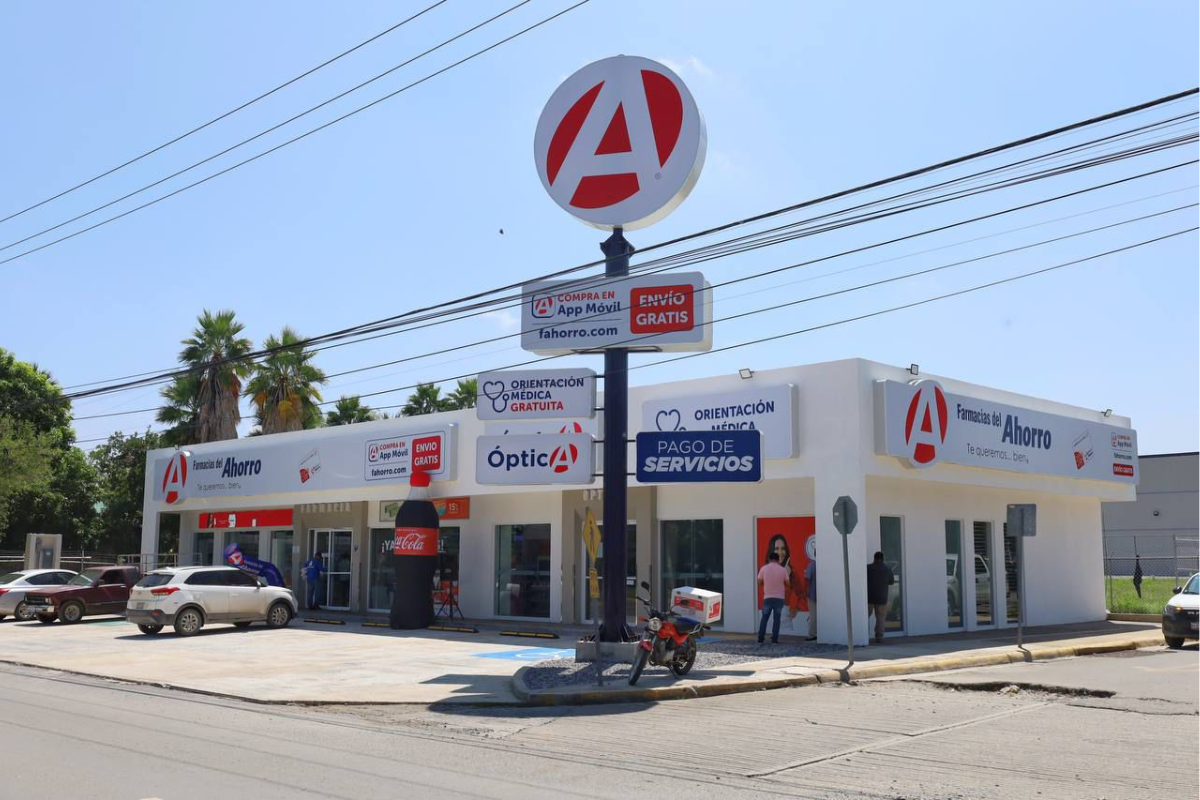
[245,327,327,435]
[156,373,201,446]
[88,430,165,555]
[0,416,56,534]
[444,378,478,410]
[326,395,376,425]
[165,310,252,443]
[402,383,447,416]
[0,349,98,550]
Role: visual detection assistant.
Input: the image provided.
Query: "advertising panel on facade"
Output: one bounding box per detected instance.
[755,517,814,626]
[475,433,596,485]
[874,379,1139,483]
[476,368,597,420]
[641,384,796,458]
[635,430,763,483]
[520,272,713,355]
[151,424,458,505]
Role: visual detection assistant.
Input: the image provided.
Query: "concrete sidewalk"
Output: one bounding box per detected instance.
[0,614,1165,707]
[513,620,1168,705]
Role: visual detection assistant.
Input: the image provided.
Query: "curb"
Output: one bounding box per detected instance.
[510,633,1166,706]
[1106,612,1160,622]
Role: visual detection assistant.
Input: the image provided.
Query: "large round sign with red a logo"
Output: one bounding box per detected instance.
[534,56,706,230]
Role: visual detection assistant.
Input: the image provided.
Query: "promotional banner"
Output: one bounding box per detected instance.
[642,384,797,458]
[380,497,470,523]
[874,379,1139,483]
[520,272,713,355]
[476,368,597,421]
[223,543,285,587]
[151,423,457,505]
[475,433,596,485]
[635,430,763,483]
[755,517,814,628]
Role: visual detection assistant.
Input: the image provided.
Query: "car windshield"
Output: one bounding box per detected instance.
[136,573,174,588]
[1185,575,1199,595]
[69,568,105,586]
[0,572,24,585]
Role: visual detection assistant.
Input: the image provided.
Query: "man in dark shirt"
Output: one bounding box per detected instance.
[866,551,894,644]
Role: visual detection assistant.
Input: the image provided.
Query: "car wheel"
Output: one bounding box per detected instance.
[1165,636,1184,649]
[173,607,204,637]
[233,621,252,629]
[36,613,56,623]
[0,614,5,621]
[14,601,35,622]
[59,601,85,624]
[137,624,163,635]
[266,602,292,629]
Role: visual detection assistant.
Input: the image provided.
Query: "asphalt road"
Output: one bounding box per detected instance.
[0,645,1195,800]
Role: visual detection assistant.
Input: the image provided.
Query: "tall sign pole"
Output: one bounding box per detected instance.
[832,495,859,668]
[532,55,708,644]
[601,228,633,640]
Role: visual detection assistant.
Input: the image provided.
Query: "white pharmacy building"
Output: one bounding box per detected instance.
[140,358,1138,644]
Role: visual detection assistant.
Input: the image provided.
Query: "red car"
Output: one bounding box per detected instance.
[22,565,142,624]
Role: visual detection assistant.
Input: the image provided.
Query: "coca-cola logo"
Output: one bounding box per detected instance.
[392,526,437,557]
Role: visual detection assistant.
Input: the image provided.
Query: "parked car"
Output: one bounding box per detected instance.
[126,566,297,636]
[0,569,78,621]
[23,565,141,624]
[1162,572,1199,649]
[945,554,993,615]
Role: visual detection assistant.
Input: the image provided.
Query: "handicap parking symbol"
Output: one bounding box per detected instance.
[473,647,575,661]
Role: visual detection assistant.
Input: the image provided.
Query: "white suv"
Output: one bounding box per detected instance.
[127,566,297,636]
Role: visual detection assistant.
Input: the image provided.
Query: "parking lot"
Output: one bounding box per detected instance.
[0,614,578,704]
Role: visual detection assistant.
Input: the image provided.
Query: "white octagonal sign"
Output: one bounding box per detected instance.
[534,55,706,230]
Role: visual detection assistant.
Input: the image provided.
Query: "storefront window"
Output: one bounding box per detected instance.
[945,521,963,628]
[495,524,551,618]
[227,530,260,560]
[659,520,723,610]
[269,530,293,587]
[369,529,394,612]
[1003,524,1021,624]
[880,516,904,632]
[194,531,214,566]
[973,521,993,626]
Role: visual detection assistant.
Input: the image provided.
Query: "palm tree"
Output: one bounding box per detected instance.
[174,310,252,443]
[326,396,375,425]
[245,327,327,435]
[156,373,202,445]
[444,378,478,410]
[402,383,447,416]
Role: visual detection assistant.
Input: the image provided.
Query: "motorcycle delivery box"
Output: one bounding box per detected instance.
[671,586,722,625]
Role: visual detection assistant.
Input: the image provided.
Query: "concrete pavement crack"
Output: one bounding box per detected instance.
[745,701,1051,778]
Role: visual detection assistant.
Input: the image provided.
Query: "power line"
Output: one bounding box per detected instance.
[57,129,1200,407]
[0,1,450,227]
[77,215,1195,443]
[0,0,589,268]
[54,91,1198,394]
[62,147,1199,422]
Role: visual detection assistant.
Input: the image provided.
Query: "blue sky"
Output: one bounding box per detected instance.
[1,1,1197,453]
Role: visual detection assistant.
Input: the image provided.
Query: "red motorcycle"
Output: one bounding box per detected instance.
[629,581,704,685]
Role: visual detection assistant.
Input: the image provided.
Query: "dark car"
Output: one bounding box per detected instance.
[23,565,142,624]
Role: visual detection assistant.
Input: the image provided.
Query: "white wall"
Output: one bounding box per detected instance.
[867,477,1105,635]
[656,478,814,633]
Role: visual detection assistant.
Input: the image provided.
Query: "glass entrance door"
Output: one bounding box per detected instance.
[581,523,637,622]
[880,516,905,634]
[310,529,353,610]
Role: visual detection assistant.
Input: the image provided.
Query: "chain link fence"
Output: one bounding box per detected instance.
[1103,533,1199,613]
[0,551,121,574]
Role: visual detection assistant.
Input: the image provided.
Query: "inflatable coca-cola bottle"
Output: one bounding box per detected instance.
[389,470,439,629]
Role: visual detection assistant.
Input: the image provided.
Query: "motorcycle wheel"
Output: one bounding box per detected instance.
[629,645,650,686]
[670,641,697,677]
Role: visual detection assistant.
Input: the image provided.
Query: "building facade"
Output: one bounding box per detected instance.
[140,358,1138,644]
[1102,452,1198,579]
